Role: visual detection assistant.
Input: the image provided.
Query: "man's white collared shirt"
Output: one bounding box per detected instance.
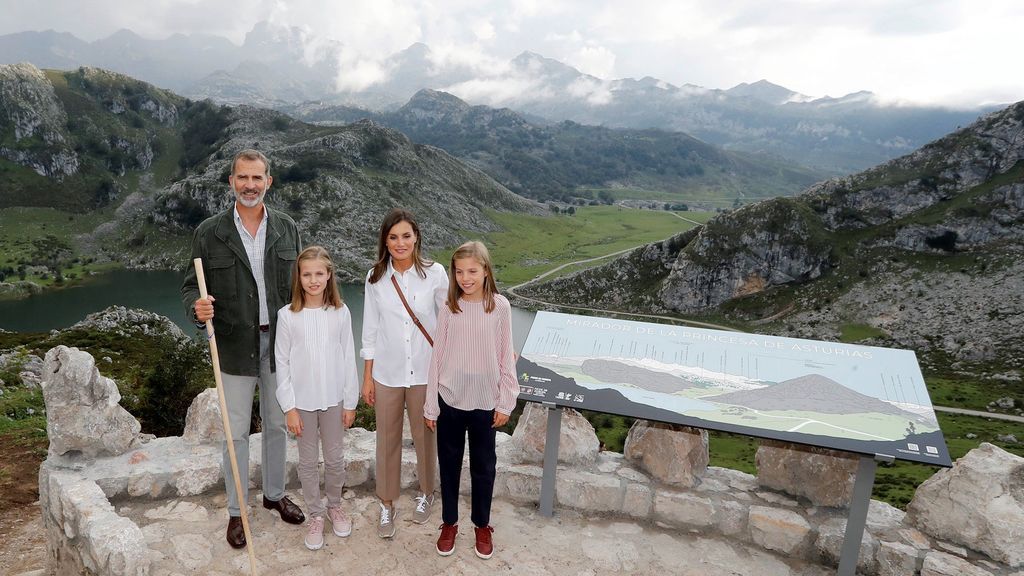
[233,205,270,326]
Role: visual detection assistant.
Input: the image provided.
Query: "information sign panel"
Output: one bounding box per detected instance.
[516,311,951,466]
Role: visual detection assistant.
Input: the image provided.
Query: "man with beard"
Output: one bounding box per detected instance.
[181,148,305,548]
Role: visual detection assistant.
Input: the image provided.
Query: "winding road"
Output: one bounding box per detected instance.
[504,222,737,332]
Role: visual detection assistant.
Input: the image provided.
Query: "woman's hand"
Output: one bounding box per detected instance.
[361,377,375,406]
[286,409,303,437]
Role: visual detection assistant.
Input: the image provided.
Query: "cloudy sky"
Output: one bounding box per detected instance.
[2,0,1021,106]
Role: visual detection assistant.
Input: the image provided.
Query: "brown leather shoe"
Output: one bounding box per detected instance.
[226,516,246,549]
[263,495,305,525]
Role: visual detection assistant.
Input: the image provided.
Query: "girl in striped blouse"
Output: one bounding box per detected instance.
[424,241,518,560]
[275,246,359,551]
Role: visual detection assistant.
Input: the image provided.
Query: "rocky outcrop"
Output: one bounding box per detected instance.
[76,67,180,126]
[506,403,599,465]
[755,440,860,508]
[0,280,43,299]
[623,420,708,487]
[906,443,1024,567]
[659,198,832,312]
[181,388,223,445]
[153,111,544,281]
[804,102,1024,231]
[517,227,698,312]
[776,246,1024,368]
[873,182,1024,252]
[521,198,832,313]
[0,62,79,178]
[70,305,189,341]
[41,346,142,457]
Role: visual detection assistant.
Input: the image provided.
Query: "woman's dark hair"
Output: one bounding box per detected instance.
[368,208,432,283]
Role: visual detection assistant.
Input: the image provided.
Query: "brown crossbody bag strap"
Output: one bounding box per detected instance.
[391,274,434,347]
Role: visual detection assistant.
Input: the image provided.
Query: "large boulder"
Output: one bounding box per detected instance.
[42,346,141,458]
[755,440,859,507]
[906,443,1024,567]
[181,388,224,445]
[507,403,599,465]
[623,420,708,487]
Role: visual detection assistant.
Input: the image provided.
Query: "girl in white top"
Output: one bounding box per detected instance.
[275,246,359,551]
[424,241,517,560]
[360,208,449,537]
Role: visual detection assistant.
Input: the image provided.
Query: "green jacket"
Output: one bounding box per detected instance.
[181,206,301,376]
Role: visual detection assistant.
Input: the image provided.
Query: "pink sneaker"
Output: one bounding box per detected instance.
[327,506,352,537]
[304,516,325,550]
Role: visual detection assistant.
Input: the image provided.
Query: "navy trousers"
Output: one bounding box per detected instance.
[436,396,497,528]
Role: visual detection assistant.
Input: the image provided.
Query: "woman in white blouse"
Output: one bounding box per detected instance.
[361,208,449,538]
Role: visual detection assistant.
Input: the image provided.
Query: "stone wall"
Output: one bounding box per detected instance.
[37,350,1024,575]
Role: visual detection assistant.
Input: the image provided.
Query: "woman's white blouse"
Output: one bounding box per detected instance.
[275,304,359,412]
[360,260,448,388]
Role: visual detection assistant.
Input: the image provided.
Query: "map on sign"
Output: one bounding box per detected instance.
[517,311,951,466]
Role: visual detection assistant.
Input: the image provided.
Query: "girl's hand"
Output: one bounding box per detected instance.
[492,411,509,429]
[286,409,303,437]
[343,409,356,429]
[361,378,375,406]
[424,418,436,432]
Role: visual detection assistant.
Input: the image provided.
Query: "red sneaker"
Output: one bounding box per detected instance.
[436,523,458,556]
[474,525,494,559]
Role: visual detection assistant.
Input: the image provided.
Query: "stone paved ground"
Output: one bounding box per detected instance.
[122,489,835,576]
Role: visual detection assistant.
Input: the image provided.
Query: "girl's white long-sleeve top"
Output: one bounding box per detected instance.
[275,304,359,412]
[360,260,448,388]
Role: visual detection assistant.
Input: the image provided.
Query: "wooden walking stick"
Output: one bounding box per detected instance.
[194,258,259,575]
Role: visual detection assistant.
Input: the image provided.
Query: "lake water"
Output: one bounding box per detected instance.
[0,270,537,353]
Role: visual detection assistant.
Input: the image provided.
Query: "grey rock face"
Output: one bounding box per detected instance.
[906,443,1024,567]
[624,420,708,487]
[0,62,79,177]
[41,345,141,457]
[876,540,922,576]
[921,551,994,576]
[805,103,1024,231]
[660,198,832,313]
[748,505,812,555]
[181,388,224,445]
[507,403,599,465]
[71,305,188,341]
[755,440,859,508]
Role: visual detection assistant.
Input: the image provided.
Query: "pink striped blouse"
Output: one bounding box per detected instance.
[424,294,518,420]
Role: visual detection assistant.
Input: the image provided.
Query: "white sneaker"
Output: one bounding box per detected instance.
[327,506,352,538]
[304,516,325,550]
[412,493,435,524]
[377,503,397,539]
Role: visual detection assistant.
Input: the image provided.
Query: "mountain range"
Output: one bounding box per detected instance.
[0,24,993,175]
[282,89,824,203]
[0,63,541,282]
[519,99,1024,374]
